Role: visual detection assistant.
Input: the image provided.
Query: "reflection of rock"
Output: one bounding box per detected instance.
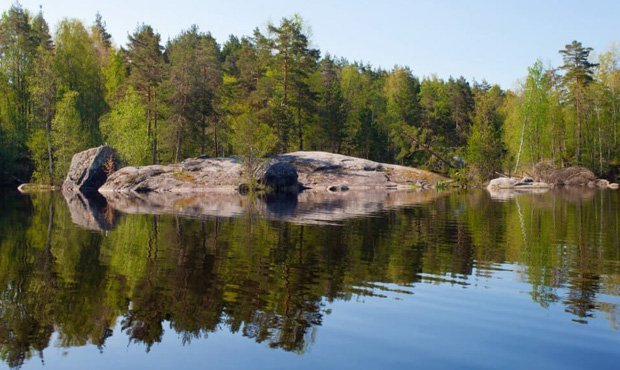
[263,192,299,216]
[487,187,550,201]
[100,189,448,225]
[99,151,447,195]
[63,146,117,192]
[62,189,117,231]
[487,187,598,203]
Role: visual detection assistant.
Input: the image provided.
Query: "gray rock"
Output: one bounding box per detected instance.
[258,161,299,192]
[99,151,448,194]
[63,146,117,192]
[487,177,517,189]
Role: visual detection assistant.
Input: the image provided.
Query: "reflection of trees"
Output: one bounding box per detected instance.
[0,189,619,366]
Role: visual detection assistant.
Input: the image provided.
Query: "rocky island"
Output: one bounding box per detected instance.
[61,146,448,196]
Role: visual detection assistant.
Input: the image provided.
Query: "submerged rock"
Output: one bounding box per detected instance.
[63,146,117,192]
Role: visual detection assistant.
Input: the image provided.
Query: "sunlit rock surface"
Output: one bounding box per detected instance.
[98,151,447,194]
[63,146,117,192]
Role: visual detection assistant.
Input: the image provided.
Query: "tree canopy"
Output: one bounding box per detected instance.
[0,5,618,185]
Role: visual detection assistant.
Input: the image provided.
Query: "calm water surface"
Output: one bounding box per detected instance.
[0,188,619,369]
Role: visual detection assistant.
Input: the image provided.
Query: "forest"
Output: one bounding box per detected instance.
[0,4,619,186]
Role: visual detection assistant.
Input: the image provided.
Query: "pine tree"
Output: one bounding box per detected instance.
[559,41,598,163]
[126,24,165,163]
[316,55,346,152]
[267,15,319,151]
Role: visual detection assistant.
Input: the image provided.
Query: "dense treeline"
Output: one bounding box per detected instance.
[0,4,618,185]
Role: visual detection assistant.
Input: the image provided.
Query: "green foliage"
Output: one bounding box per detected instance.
[54,19,106,144]
[231,112,276,177]
[26,129,52,184]
[466,85,505,182]
[52,91,85,179]
[100,88,151,166]
[504,60,553,173]
[103,49,127,104]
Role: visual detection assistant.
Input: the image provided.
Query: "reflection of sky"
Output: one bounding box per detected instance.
[15,0,620,89]
[21,267,620,370]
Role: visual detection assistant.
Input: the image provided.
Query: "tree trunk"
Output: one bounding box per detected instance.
[175,120,182,163]
[576,96,582,163]
[596,106,602,175]
[146,87,152,137]
[213,117,219,157]
[514,114,528,174]
[201,115,206,155]
[152,87,158,164]
[297,103,303,151]
[46,109,54,186]
[283,53,289,106]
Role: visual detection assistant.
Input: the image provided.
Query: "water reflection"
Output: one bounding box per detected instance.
[0,189,618,368]
[100,189,449,224]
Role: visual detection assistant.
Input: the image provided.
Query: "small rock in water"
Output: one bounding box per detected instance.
[487,177,517,189]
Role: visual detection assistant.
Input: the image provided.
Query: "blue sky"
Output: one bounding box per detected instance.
[14,0,620,88]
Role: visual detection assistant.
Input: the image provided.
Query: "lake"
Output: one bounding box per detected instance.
[1,188,619,369]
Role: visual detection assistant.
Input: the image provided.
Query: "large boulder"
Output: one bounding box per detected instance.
[487,177,517,189]
[257,161,300,192]
[63,146,117,192]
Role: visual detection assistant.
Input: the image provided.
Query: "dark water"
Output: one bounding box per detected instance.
[1,188,619,369]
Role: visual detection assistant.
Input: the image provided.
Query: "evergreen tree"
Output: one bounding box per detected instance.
[559,41,598,164]
[316,55,346,152]
[126,24,165,163]
[267,15,319,151]
[166,26,221,160]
